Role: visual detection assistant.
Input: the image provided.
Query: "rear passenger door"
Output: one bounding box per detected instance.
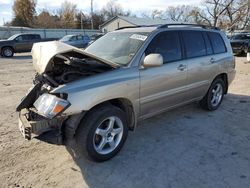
[181,30,227,100]
[139,31,188,117]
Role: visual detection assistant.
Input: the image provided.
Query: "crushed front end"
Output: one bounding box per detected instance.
[17,74,71,144]
[16,41,115,144]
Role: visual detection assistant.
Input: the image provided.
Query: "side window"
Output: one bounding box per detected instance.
[145,31,182,63]
[84,36,89,41]
[207,32,226,54]
[71,36,77,41]
[22,35,29,40]
[27,35,35,40]
[182,30,206,58]
[34,35,40,39]
[202,32,213,55]
[15,36,23,41]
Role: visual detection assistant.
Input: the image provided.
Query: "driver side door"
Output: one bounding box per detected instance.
[14,35,31,52]
[139,31,189,119]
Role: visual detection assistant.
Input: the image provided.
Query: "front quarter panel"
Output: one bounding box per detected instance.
[52,67,140,116]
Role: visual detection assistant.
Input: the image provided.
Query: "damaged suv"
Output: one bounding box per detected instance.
[17,24,236,161]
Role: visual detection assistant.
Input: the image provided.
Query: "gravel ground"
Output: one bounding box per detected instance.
[0,53,250,188]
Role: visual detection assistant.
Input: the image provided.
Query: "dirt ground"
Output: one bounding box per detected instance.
[0,53,250,188]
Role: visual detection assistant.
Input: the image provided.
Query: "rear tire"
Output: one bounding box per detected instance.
[76,105,128,162]
[2,47,14,57]
[200,78,226,111]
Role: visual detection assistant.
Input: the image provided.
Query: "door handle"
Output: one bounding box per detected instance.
[210,58,216,63]
[177,64,186,71]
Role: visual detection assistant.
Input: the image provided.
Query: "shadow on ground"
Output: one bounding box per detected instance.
[64,93,250,188]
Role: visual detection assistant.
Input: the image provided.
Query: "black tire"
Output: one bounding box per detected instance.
[76,105,128,162]
[2,47,14,57]
[200,78,226,111]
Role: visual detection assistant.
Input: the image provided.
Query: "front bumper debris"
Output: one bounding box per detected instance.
[18,109,67,144]
[19,109,32,140]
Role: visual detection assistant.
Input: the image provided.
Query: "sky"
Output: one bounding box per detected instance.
[0,0,202,26]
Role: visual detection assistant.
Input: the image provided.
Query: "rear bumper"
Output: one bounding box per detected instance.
[18,109,67,144]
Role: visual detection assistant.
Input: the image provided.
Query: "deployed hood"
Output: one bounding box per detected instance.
[32,41,118,74]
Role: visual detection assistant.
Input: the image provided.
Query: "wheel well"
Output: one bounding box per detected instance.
[86,98,136,131]
[109,98,135,130]
[214,73,228,94]
[63,98,136,140]
[1,46,14,53]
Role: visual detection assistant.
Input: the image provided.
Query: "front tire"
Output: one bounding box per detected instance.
[2,47,14,57]
[76,105,128,162]
[200,78,226,111]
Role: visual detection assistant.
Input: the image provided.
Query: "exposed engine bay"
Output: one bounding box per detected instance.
[31,41,115,87]
[16,41,115,112]
[39,53,114,87]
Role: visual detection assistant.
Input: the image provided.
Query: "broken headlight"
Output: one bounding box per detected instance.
[34,93,70,119]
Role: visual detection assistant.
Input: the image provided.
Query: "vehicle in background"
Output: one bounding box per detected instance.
[89,33,105,45]
[59,34,90,48]
[230,33,250,55]
[0,33,57,57]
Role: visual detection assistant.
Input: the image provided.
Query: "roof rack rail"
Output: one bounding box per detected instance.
[116,26,141,30]
[115,23,220,31]
[158,23,220,30]
[116,25,160,30]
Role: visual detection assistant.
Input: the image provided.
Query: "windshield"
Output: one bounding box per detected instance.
[8,34,19,40]
[85,32,149,66]
[60,35,73,42]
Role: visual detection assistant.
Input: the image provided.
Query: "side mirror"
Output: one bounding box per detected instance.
[142,54,163,68]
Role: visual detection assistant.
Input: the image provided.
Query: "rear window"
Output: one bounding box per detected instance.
[182,30,206,58]
[207,32,226,54]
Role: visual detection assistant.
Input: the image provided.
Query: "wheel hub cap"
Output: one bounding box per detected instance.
[93,116,123,155]
[4,49,12,56]
[211,83,223,107]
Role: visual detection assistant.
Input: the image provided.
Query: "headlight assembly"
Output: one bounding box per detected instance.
[33,93,70,119]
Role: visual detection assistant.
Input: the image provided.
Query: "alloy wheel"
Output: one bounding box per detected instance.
[93,116,123,155]
[211,83,223,107]
[3,48,13,57]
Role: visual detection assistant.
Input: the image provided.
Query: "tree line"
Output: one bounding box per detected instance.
[6,0,250,31]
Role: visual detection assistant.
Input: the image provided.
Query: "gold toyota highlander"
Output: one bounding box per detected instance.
[17,24,236,161]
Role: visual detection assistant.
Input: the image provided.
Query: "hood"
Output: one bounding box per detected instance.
[32,41,118,74]
[0,39,10,43]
